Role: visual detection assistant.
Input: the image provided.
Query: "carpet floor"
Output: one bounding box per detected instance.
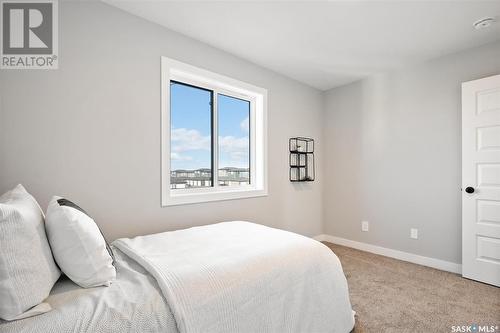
[324,242,500,333]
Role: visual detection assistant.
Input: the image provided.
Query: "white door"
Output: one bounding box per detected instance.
[462,74,500,287]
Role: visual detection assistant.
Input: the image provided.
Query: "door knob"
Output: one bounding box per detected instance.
[465,187,475,194]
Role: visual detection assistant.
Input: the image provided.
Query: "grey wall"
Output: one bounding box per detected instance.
[323,41,500,264]
[0,1,324,240]
[3,1,499,266]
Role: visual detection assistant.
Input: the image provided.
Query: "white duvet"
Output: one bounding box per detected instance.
[113,221,354,333]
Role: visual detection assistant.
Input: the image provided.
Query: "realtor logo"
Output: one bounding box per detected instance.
[1,0,58,69]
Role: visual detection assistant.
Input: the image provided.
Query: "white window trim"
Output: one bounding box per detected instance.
[161,56,268,206]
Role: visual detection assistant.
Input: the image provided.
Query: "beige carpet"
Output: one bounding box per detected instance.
[324,242,500,333]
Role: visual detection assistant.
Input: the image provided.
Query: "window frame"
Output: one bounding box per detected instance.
[161,56,268,206]
[170,80,215,189]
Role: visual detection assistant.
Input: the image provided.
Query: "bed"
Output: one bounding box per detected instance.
[0,221,354,333]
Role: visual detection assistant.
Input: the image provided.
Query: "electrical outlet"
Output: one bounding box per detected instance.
[410,228,418,239]
[361,221,369,232]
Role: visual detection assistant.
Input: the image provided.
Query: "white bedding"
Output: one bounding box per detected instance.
[1,221,354,333]
[0,249,178,333]
[114,221,355,333]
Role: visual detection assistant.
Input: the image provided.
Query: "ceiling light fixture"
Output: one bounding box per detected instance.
[473,17,496,30]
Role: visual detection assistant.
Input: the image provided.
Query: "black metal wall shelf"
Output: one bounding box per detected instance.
[289,137,315,182]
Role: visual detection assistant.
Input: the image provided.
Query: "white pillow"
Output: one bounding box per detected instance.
[0,184,60,321]
[45,196,116,288]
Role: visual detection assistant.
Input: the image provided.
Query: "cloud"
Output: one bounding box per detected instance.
[219,135,249,162]
[170,152,193,161]
[171,128,211,153]
[219,135,249,153]
[227,151,248,161]
[171,127,249,165]
[240,117,249,133]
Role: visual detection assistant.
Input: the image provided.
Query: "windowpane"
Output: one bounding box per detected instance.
[217,94,250,186]
[170,81,213,189]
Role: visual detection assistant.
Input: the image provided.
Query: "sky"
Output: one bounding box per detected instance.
[170,82,250,171]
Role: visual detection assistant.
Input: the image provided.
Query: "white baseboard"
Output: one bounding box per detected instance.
[314,234,462,274]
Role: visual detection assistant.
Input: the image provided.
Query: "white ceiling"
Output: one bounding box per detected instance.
[104,1,500,91]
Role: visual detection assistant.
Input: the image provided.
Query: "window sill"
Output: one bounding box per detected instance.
[162,188,268,206]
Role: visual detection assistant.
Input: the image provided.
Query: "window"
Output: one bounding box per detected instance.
[170,82,213,189]
[217,94,250,187]
[162,57,267,206]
